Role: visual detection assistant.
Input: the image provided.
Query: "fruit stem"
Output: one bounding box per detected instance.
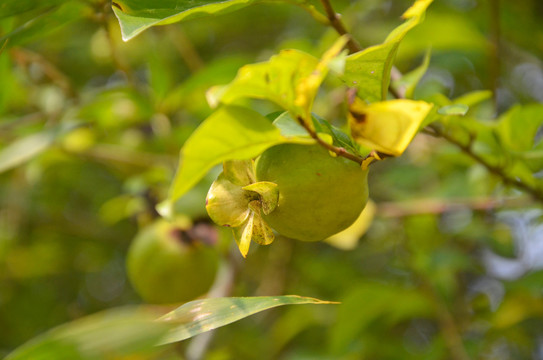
[296,116,365,165]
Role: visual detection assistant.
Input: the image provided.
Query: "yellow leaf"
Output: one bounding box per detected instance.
[294,36,349,126]
[233,214,254,258]
[325,200,376,250]
[348,98,433,156]
[402,0,433,19]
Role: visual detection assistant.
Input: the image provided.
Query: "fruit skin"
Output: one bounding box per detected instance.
[255,143,368,241]
[126,220,219,304]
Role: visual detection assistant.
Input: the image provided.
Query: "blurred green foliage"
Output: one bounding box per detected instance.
[1,0,543,359]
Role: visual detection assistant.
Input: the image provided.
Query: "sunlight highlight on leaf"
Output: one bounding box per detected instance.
[113,0,273,41]
[159,296,338,344]
[168,105,286,203]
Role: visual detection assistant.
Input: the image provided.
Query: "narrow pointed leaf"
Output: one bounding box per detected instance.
[438,104,469,116]
[0,0,64,19]
[112,0,278,41]
[392,48,431,99]
[294,36,348,124]
[0,3,87,47]
[342,0,433,101]
[233,213,254,257]
[0,124,78,174]
[159,296,338,344]
[6,307,173,360]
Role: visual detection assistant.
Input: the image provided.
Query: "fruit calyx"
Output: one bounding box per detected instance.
[206,160,278,257]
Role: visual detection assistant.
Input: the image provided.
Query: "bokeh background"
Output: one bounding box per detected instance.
[1,0,543,358]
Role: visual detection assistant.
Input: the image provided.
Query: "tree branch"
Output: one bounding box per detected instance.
[297,117,364,165]
[428,124,543,203]
[319,0,361,54]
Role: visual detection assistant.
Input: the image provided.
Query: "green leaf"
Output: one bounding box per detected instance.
[207,49,319,117]
[453,90,492,108]
[112,0,275,41]
[159,295,338,344]
[0,3,88,47]
[496,104,543,152]
[205,173,252,228]
[438,104,469,116]
[6,307,173,360]
[392,48,431,99]
[312,115,362,156]
[272,112,309,138]
[342,0,433,102]
[0,124,77,174]
[0,0,64,19]
[168,105,297,203]
[208,37,347,125]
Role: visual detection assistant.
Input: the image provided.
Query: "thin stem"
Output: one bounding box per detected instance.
[104,21,135,85]
[167,26,204,73]
[319,0,361,54]
[290,0,329,25]
[378,196,531,218]
[419,280,471,360]
[488,0,501,112]
[11,48,75,97]
[428,124,543,203]
[297,116,364,165]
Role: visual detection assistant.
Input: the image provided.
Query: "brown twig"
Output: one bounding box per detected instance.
[319,0,403,99]
[297,116,364,165]
[167,26,204,73]
[428,124,543,203]
[319,0,361,54]
[377,196,531,218]
[11,48,75,97]
[488,0,501,112]
[419,280,471,360]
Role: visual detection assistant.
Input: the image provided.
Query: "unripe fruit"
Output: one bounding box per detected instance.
[126,219,219,304]
[255,143,368,241]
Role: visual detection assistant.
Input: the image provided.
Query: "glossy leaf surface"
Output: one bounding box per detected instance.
[160,295,337,344]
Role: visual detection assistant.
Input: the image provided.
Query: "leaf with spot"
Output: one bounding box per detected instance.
[208,37,348,127]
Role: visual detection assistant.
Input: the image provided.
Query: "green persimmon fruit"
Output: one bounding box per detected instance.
[126,219,219,304]
[255,143,368,241]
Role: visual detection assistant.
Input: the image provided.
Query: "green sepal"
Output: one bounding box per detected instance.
[243,181,279,215]
[247,201,275,245]
[205,173,253,228]
[233,214,254,258]
[223,160,255,186]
